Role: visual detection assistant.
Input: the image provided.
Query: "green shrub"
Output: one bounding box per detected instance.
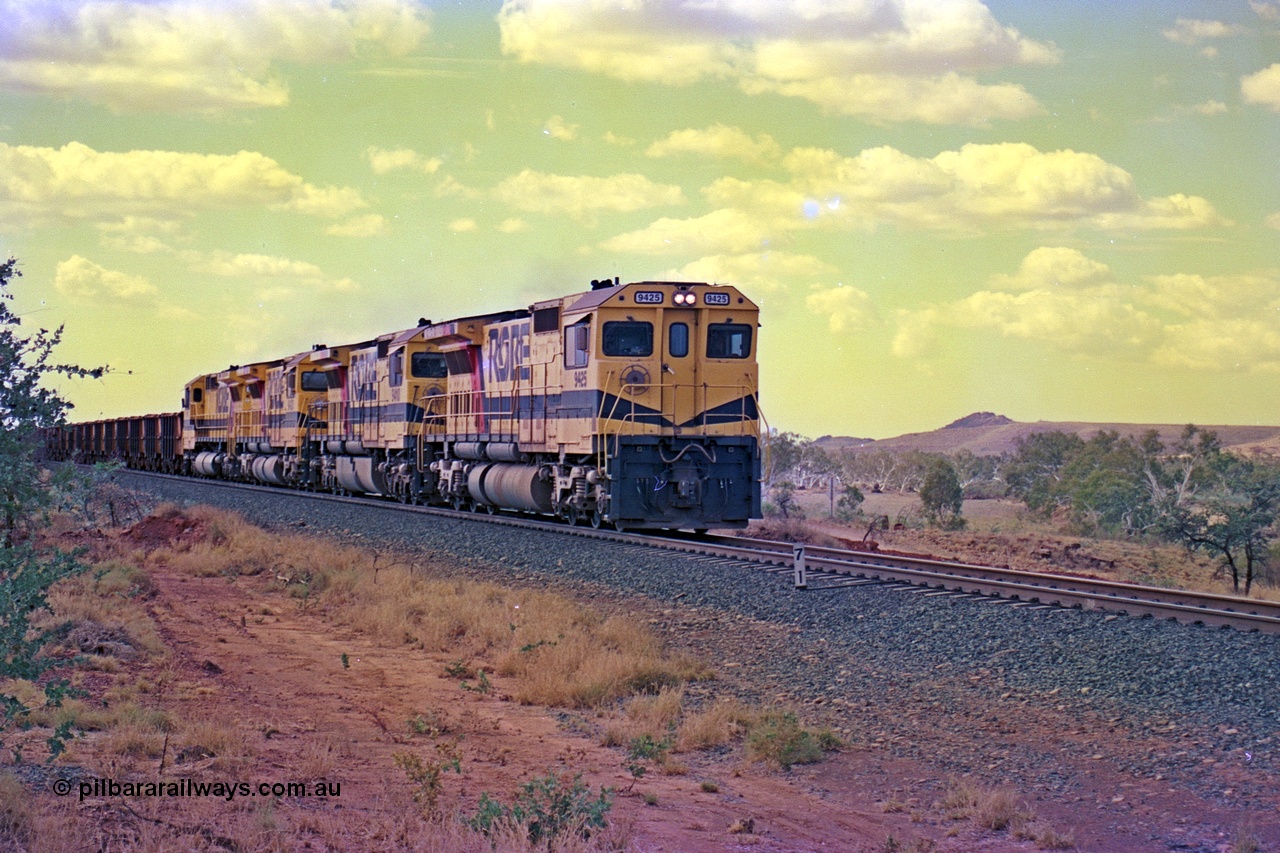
[745,710,827,769]
[466,772,612,845]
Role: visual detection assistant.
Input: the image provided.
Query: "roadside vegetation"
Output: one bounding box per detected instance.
[0,256,107,767]
[2,500,845,850]
[125,503,843,761]
[761,426,1280,596]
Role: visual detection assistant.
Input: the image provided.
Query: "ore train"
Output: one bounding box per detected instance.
[45,279,763,531]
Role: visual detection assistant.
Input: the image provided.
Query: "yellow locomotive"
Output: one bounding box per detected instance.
[173,279,761,530]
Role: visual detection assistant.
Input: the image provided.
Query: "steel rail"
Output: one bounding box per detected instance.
[114,469,1280,634]
[672,533,1280,633]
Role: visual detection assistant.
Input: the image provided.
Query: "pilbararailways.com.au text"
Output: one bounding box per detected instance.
[56,777,343,802]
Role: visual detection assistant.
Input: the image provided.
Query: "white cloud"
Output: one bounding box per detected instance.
[0,141,366,224]
[989,246,1112,291]
[600,208,774,255]
[1266,211,1280,229]
[366,147,443,175]
[325,214,388,237]
[1242,63,1280,111]
[646,124,780,164]
[1153,317,1280,372]
[449,218,478,233]
[543,115,579,141]
[95,216,186,253]
[1192,100,1228,115]
[893,282,1163,360]
[709,142,1226,233]
[1162,18,1241,45]
[805,285,878,333]
[497,218,529,233]
[0,0,431,112]
[662,251,837,292]
[54,255,156,299]
[1145,271,1280,320]
[893,248,1280,372]
[744,70,1043,125]
[188,250,357,295]
[600,142,1225,265]
[1253,1,1280,22]
[201,253,328,280]
[498,0,1057,125]
[433,175,482,200]
[494,170,684,221]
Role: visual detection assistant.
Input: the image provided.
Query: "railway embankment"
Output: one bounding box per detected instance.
[117,470,1280,851]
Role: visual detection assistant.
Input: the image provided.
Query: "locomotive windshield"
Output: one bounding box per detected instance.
[411,352,448,378]
[300,370,329,392]
[706,322,753,359]
[603,321,653,357]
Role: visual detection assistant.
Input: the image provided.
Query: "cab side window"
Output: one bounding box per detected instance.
[565,321,590,368]
[389,351,404,387]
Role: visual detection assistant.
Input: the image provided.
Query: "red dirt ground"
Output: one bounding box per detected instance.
[18,512,1280,851]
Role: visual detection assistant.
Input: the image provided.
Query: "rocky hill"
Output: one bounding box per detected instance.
[814,414,1280,457]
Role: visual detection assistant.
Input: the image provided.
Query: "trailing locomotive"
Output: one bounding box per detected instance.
[48,279,762,531]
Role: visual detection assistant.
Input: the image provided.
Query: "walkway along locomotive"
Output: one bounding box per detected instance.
[47,279,763,531]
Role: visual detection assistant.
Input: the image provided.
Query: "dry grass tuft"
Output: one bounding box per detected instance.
[939,778,980,818]
[40,560,166,658]
[297,734,348,779]
[941,779,1074,847]
[974,787,1024,831]
[0,774,32,842]
[674,698,757,752]
[1231,823,1262,853]
[602,687,685,748]
[173,717,249,772]
[101,723,167,759]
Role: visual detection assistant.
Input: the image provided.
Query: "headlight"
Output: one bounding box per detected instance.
[673,291,695,305]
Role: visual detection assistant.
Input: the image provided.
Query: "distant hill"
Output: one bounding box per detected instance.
[813,413,1280,457]
[942,412,1013,430]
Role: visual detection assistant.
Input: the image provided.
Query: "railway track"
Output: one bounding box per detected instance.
[117,469,1280,635]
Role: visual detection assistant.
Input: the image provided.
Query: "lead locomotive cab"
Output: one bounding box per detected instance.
[547,280,762,531]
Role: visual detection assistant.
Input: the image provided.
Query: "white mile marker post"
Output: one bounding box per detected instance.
[793,544,807,590]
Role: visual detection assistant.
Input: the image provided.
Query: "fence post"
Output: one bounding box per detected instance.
[793,544,807,590]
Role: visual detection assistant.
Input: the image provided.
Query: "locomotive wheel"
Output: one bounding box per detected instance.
[589,510,603,530]
[566,506,580,526]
